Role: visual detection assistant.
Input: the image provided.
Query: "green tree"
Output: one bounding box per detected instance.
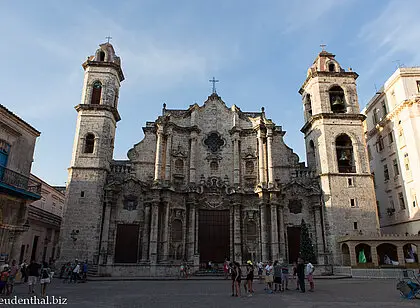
[299,219,316,263]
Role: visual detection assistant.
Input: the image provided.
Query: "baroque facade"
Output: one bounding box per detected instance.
[59,43,381,276]
[363,67,420,235]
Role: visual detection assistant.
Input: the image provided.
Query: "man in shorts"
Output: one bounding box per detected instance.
[27,260,40,294]
[244,260,254,296]
[264,261,274,293]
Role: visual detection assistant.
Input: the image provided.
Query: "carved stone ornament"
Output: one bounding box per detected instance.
[172,143,188,158]
[203,132,225,153]
[242,146,257,160]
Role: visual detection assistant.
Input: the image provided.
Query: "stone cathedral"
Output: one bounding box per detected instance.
[59,42,380,276]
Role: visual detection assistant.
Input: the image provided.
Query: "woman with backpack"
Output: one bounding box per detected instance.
[40,262,51,297]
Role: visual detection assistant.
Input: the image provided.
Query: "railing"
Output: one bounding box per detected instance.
[110,161,132,174]
[0,165,41,195]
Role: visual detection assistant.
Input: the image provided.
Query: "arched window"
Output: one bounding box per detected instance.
[336,134,354,173]
[84,133,95,153]
[174,159,184,175]
[210,161,218,173]
[308,140,316,168]
[245,161,254,174]
[91,81,102,105]
[305,94,312,116]
[328,63,335,72]
[99,51,105,61]
[329,86,345,113]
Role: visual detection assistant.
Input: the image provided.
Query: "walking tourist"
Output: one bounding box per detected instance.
[257,261,263,283]
[244,260,254,296]
[293,261,299,290]
[6,260,19,295]
[49,259,56,281]
[71,260,80,283]
[82,260,88,282]
[223,259,229,279]
[0,266,9,295]
[27,259,40,294]
[273,260,282,292]
[297,258,305,292]
[230,262,236,296]
[281,260,290,291]
[234,262,242,297]
[40,261,51,297]
[265,260,274,293]
[306,261,315,292]
[20,260,28,283]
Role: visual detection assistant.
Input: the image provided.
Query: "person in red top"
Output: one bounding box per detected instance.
[0,267,9,295]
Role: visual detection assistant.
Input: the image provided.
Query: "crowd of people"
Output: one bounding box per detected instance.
[0,257,88,298]
[0,259,55,297]
[59,259,88,283]
[224,257,315,297]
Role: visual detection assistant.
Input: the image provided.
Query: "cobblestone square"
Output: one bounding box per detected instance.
[3,278,418,308]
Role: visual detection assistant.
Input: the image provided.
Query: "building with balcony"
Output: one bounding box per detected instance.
[19,175,65,264]
[363,67,420,235]
[0,104,41,263]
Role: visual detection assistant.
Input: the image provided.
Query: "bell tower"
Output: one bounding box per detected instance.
[59,42,124,264]
[299,50,379,264]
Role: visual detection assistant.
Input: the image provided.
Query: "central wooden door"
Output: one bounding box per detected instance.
[287,226,301,263]
[198,210,230,263]
[114,224,140,263]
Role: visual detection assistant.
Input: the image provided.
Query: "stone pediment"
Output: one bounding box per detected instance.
[281,180,320,196]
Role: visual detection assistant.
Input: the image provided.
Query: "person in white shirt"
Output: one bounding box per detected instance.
[71,261,80,283]
[264,261,274,293]
[305,262,315,292]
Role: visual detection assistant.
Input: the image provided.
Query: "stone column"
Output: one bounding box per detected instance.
[149,202,159,264]
[278,204,286,261]
[189,132,197,183]
[257,130,266,185]
[194,208,199,255]
[154,126,164,181]
[187,202,196,261]
[99,199,112,264]
[233,134,240,185]
[141,204,151,261]
[397,245,405,266]
[164,131,172,182]
[233,203,242,262]
[270,201,279,260]
[313,205,324,263]
[371,245,379,266]
[267,128,274,187]
[162,202,170,260]
[260,202,268,262]
[349,243,356,267]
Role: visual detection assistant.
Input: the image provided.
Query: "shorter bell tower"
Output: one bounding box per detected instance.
[300,50,379,264]
[59,42,124,264]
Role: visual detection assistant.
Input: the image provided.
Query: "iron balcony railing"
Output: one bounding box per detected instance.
[0,165,41,196]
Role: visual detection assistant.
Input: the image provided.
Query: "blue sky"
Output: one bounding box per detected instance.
[1,0,419,185]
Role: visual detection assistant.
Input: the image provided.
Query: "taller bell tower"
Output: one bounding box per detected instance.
[300,50,379,264]
[59,42,124,263]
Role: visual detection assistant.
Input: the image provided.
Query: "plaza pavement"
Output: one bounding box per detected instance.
[2,278,418,308]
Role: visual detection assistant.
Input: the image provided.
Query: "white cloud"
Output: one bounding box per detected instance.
[358,0,420,77]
